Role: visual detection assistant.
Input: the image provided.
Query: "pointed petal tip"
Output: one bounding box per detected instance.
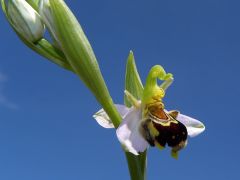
[120,139,140,156]
[189,123,205,137]
[93,104,130,129]
[93,110,114,129]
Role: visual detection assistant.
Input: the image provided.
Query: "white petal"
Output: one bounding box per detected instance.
[116,107,148,155]
[93,104,130,128]
[176,114,205,137]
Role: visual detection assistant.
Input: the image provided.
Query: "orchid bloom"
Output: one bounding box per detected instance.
[93,65,205,158]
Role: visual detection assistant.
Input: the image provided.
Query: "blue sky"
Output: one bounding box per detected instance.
[0,0,240,179]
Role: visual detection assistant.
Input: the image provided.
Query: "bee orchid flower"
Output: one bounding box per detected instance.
[93,65,205,158]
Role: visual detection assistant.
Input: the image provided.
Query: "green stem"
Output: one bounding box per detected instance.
[126,153,144,180]
[49,1,144,178]
[139,151,147,180]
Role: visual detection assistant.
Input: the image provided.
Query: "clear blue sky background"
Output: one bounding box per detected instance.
[0,0,239,179]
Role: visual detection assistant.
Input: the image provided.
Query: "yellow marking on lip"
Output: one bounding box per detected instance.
[168,110,180,119]
[155,142,165,150]
[171,150,179,159]
[150,113,178,126]
[147,121,159,137]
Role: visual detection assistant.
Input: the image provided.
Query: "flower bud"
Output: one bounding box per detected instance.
[8,0,45,42]
[39,0,60,45]
[46,0,122,127]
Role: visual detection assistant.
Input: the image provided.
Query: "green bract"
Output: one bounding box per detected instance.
[124,51,144,107]
[42,0,122,127]
[124,52,147,180]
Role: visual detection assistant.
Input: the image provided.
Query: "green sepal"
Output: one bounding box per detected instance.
[124,51,144,106]
[124,51,147,180]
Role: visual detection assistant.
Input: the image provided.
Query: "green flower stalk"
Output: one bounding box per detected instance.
[39,1,146,178]
[41,0,122,127]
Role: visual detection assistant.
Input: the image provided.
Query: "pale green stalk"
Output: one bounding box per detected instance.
[2,0,147,179]
[49,0,122,127]
[49,1,145,179]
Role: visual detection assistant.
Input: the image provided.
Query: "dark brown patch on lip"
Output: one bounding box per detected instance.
[141,119,155,146]
[152,120,188,148]
[142,103,188,151]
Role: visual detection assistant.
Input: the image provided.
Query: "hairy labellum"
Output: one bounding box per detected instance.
[141,102,188,153]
